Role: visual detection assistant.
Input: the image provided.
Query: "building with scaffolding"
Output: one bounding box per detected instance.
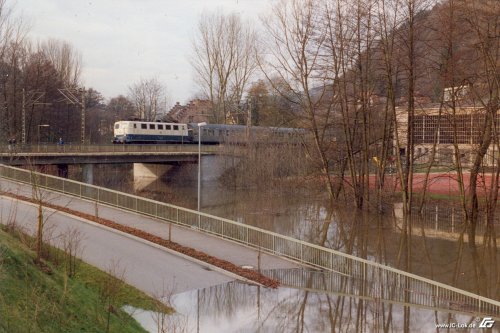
[395,87,496,167]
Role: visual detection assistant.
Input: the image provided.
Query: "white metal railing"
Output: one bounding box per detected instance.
[0,164,498,317]
[263,268,494,317]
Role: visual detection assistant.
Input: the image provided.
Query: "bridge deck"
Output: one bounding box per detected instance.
[0,143,218,165]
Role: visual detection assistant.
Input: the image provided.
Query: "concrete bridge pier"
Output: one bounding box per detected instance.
[82,163,94,184]
[57,164,69,178]
[133,163,173,179]
[133,163,174,190]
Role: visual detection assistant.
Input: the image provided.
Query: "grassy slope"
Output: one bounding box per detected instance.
[0,227,169,333]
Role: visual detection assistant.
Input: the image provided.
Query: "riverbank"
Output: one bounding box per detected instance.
[0,225,169,333]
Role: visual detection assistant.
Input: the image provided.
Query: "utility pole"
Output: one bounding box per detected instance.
[59,87,86,144]
[22,89,47,144]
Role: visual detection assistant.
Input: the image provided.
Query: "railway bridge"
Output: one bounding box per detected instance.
[0,143,219,183]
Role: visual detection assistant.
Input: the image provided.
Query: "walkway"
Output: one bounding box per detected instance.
[0,178,300,289]
[0,195,234,295]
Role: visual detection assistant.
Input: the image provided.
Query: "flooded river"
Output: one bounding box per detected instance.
[70,163,499,332]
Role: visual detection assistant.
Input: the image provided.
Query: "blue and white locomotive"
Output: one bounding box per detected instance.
[112,121,189,144]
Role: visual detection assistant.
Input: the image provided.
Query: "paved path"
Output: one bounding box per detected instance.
[0,178,300,296]
[0,196,235,295]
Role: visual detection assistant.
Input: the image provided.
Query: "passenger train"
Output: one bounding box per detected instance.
[112,120,304,145]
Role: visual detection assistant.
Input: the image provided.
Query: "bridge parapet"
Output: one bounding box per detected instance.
[0,163,498,319]
[0,143,219,154]
[0,144,219,166]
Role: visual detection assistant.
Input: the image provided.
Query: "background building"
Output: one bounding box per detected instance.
[395,87,495,167]
[165,99,213,124]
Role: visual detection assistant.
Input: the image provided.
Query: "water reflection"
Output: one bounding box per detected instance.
[128,279,496,333]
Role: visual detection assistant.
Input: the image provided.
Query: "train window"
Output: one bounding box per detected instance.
[149,124,155,130]
[158,124,164,130]
[166,125,171,130]
[133,124,137,129]
[114,124,120,129]
[173,125,179,130]
[141,123,147,129]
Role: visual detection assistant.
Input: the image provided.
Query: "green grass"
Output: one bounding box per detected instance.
[0,226,170,333]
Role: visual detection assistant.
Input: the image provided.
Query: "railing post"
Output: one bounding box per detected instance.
[272,235,275,255]
[363,262,367,295]
[300,243,303,263]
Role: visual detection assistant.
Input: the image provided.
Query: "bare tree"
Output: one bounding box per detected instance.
[455,0,500,244]
[0,0,30,143]
[98,260,126,333]
[260,0,341,204]
[27,165,60,264]
[60,226,83,278]
[150,283,189,333]
[128,77,168,121]
[107,95,135,122]
[38,38,82,88]
[191,10,258,123]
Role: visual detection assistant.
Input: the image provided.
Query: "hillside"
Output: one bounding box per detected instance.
[366,0,497,103]
[0,226,167,333]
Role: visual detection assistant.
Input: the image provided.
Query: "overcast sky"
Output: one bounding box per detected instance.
[18,0,271,105]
